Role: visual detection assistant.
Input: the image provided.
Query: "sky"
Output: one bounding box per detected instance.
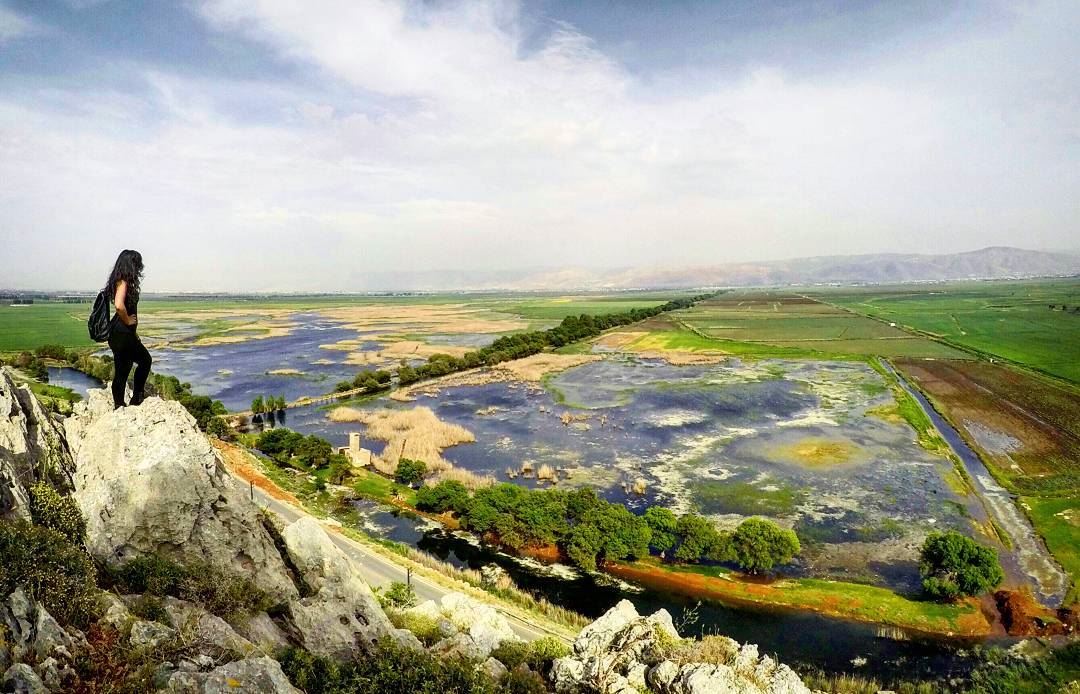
[0,0,1077,291]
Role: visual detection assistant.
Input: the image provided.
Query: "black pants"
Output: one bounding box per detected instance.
[107,330,152,408]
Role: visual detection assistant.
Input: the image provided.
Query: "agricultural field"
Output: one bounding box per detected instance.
[820,279,1080,383]
[0,292,684,353]
[894,357,1080,603]
[667,293,969,360]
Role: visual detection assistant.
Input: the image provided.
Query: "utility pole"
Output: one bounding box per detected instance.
[406,567,412,589]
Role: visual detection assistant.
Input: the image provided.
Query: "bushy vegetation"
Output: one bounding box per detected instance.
[335,368,392,394]
[0,519,98,627]
[395,294,714,387]
[279,641,502,694]
[416,481,800,574]
[28,481,87,545]
[376,580,418,609]
[965,642,1080,694]
[919,531,1004,600]
[106,554,274,621]
[490,636,571,673]
[395,458,428,486]
[256,427,343,470]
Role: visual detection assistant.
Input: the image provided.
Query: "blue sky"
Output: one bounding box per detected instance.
[0,0,1077,291]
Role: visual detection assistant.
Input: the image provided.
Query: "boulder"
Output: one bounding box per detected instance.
[1,588,82,666]
[419,592,519,661]
[552,600,810,694]
[236,612,293,654]
[279,517,416,658]
[129,619,177,650]
[164,655,301,693]
[159,597,256,657]
[98,592,135,632]
[69,395,299,601]
[0,367,75,520]
[2,664,46,694]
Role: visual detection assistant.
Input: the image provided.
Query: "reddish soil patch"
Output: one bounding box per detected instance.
[994,589,1068,637]
[214,440,302,507]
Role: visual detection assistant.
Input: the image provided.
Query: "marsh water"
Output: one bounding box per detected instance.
[47,366,101,399]
[145,327,1027,681]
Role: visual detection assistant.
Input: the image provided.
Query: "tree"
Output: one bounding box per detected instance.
[730,518,801,574]
[415,481,471,515]
[919,530,1004,600]
[294,436,333,469]
[276,395,287,411]
[326,453,352,485]
[251,396,264,416]
[673,514,723,563]
[643,507,679,555]
[394,458,428,486]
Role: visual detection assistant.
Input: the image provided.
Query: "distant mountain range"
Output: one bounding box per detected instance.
[352,247,1080,291]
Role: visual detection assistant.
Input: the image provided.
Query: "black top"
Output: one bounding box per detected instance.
[110,283,138,334]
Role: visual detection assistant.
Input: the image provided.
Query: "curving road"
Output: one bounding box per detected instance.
[237,475,571,643]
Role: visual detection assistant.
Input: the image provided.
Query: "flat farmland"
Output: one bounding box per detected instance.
[894,357,1080,603]
[673,293,968,359]
[822,279,1080,384]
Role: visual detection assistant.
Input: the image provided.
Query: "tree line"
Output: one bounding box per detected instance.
[415,480,800,574]
[255,427,351,485]
[395,294,715,387]
[333,368,392,395]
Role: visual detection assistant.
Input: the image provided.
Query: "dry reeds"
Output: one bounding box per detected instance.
[328,406,474,474]
[631,478,648,495]
[429,467,495,490]
[520,461,534,477]
[537,464,556,482]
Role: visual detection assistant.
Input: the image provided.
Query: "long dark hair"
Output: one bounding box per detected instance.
[105,249,144,302]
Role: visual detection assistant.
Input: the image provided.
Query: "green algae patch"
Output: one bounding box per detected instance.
[694,481,807,516]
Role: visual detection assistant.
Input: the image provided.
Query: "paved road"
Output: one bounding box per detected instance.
[239,478,568,643]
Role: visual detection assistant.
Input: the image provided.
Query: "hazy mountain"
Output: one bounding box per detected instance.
[347,247,1080,291]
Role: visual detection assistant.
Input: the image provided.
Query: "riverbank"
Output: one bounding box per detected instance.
[231,433,1001,640]
[606,559,993,638]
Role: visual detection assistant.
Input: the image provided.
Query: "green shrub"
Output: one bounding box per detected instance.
[0,519,97,626]
[129,594,169,623]
[920,531,1004,600]
[28,482,87,545]
[492,636,571,672]
[108,554,272,621]
[501,667,548,694]
[377,581,418,609]
[388,611,443,646]
[280,641,499,694]
[203,417,233,440]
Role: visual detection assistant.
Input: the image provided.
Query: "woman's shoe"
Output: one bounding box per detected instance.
[130,392,144,406]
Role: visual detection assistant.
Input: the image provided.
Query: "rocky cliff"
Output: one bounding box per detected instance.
[0,370,811,693]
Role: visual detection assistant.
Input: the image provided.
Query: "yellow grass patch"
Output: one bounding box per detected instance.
[594,330,728,364]
[391,353,601,401]
[316,304,527,335]
[328,406,475,475]
[762,437,864,469]
[267,368,303,376]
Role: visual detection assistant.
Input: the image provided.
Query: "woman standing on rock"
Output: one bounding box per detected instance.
[105,249,152,409]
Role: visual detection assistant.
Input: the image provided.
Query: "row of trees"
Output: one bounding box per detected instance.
[334,369,392,395]
[251,395,286,416]
[396,294,715,387]
[416,481,800,574]
[148,374,231,439]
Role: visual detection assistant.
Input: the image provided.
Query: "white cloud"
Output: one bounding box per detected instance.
[0,5,35,43]
[0,0,1077,290]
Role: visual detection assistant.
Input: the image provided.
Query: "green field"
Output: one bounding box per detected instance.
[0,292,681,352]
[820,279,1080,383]
[1023,497,1080,604]
[672,293,970,359]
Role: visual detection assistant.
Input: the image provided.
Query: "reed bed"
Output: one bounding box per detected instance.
[328,406,474,473]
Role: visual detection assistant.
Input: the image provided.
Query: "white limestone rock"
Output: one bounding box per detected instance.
[69,395,299,601]
[164,655,301,694]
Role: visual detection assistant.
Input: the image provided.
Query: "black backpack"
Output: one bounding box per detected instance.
[88,290,112,342]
